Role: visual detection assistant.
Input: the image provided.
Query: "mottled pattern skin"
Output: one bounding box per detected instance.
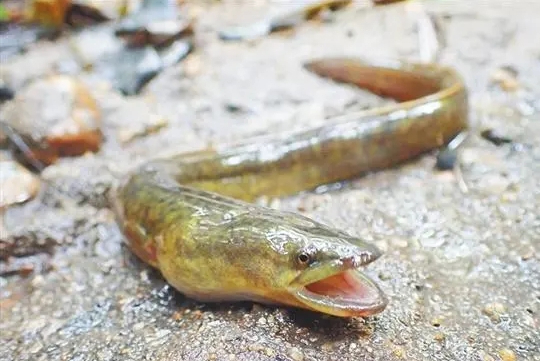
[112,58,469,317]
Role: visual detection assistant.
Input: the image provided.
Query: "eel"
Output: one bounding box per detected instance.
[112,57,469,318]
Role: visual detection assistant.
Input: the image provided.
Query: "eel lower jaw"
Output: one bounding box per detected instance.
[291,269,388,318]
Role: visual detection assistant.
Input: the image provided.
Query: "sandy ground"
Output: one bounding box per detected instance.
[1,1,539,360]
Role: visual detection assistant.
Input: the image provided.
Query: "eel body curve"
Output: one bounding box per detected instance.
[112,58,468,318]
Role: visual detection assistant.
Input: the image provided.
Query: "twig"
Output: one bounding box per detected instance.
[0,121,45,172]
[406,0,442,63]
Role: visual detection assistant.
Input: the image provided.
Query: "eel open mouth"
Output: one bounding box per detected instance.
[293,269,388,317]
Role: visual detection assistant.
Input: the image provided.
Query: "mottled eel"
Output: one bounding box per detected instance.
[112,58,468,318]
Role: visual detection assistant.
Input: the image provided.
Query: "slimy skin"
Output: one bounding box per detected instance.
[112,58,468,317]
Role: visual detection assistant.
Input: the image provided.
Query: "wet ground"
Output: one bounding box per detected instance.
[1,1,539,360]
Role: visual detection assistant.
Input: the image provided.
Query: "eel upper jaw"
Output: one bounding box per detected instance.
[288,257,388,317]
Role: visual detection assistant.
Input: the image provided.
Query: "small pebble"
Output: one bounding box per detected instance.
[498,348,516,361]
[433,332,445,342]
[491,66,520,91]
[140,270,150,283]
[431,316,444,327]
[172,311,182,321]
[482,302,506,323]
[0,159,40,208]
[392,346,404,358]
[321,342,333,352]
[71,27,123,68]
[248,344,265,352]
[224,102,246,114]
[0,86,15,101]
[0,75,102,165]
[31,275,45,288]
[287,347,304,361]
[435,148,458,170]
[520,248,534,261]
[390,237,409,249]
[378,270,392,281]
[183,54,202,77]
[357,323,375,338]
[481,174,512,195]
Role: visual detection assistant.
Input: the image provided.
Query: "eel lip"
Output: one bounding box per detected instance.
[291,269,388,318]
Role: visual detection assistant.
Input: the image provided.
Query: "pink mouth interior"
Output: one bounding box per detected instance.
[305,270,379,304]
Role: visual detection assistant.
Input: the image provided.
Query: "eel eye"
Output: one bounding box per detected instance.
[297,252,312,266]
